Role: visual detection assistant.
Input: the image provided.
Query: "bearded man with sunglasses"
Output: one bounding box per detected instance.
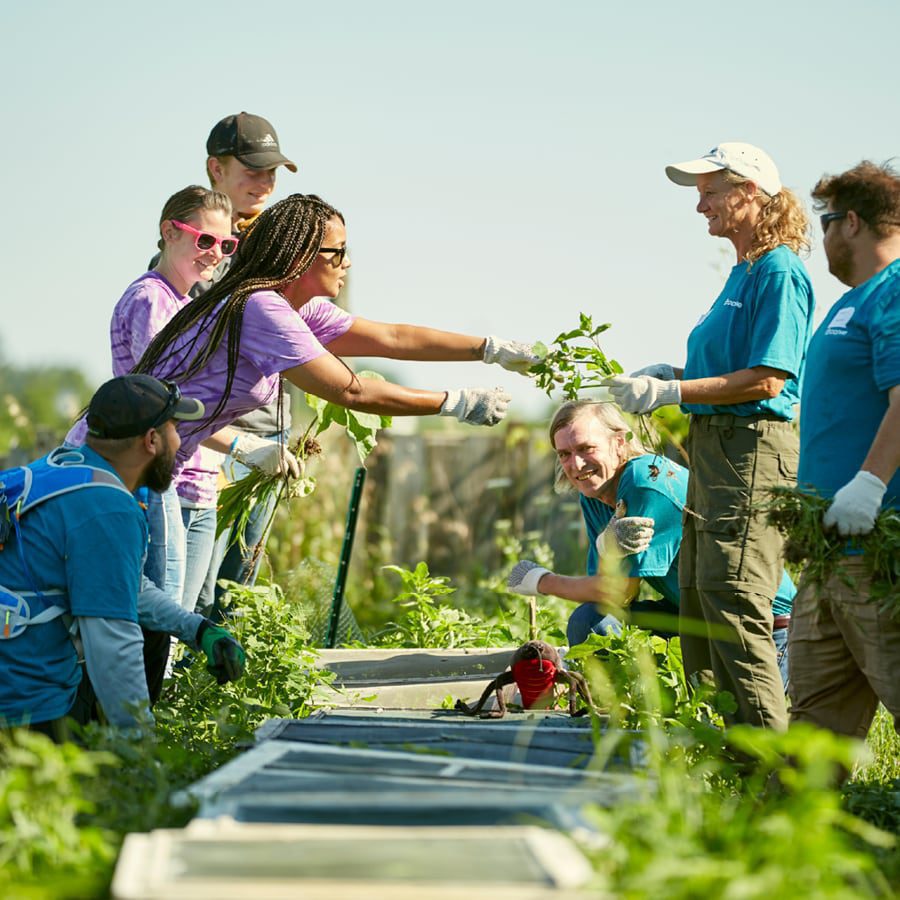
[789,161,900,739]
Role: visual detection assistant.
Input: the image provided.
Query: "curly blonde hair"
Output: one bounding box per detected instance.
[723,171,810,264]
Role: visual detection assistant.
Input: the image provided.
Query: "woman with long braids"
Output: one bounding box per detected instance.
[604,143,814,729]
[131,191,536,556]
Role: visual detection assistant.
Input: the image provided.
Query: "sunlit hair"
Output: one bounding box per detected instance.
[811,160,900,239]
[548,400,654,493]
[206,155,232,189]
[134,193,344,426]
[156,185,232,252]
[722,171,811,263]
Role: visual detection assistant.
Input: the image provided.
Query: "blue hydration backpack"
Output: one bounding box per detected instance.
[0,447,131,639]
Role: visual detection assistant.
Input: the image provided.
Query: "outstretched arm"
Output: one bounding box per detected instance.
[326,319,539,373]
[507,559,641,605]
[325,318,486,361]
[282,353,509,424]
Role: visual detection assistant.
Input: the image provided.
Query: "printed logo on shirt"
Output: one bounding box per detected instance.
[723,298,743,309]
[825,306,855,336]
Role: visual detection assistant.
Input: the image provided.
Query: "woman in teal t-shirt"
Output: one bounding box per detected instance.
[603,143,814,729]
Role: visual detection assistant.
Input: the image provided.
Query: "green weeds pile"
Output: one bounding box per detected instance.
[767,486,900,616]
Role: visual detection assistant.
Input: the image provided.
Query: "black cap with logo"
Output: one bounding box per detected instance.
[87,375,205,440]
[206,112,297,172]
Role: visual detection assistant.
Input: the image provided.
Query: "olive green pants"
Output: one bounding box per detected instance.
[789,558,900,738]
[679,413,798,730]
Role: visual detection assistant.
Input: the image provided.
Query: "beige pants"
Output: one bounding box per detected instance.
[789,557,900,738]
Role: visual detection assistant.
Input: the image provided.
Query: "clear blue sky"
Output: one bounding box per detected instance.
[2,0,897,419]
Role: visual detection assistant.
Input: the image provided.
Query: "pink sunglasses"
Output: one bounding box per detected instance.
[170,220,239,256]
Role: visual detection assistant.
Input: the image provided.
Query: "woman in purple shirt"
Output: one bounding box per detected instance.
[133,193,537,484]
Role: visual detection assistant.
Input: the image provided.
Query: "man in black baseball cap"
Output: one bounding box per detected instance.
[206,111,297,222]
[87,374,205,441]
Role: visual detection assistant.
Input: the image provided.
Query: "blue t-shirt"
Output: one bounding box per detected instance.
[579,454,795,615]
[798,259,900,509]
[682,245,814,420]
[0,447,145,725]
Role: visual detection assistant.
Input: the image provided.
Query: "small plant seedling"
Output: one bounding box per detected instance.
[530,313,623,400]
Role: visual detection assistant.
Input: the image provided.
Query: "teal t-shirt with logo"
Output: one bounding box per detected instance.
[579,454,795,615]
[798,259,900,509]
[682,245,814,420]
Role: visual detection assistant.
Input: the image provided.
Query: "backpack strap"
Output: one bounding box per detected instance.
[0,447,134,638]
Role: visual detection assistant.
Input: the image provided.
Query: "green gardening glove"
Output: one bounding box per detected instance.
[196,619,246,684]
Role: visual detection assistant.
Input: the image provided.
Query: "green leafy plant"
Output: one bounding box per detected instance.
[0,730,117,899]
[530,313,623,400]
[374,562,508,648]
[565,626,734,732]
[766,486,900,616]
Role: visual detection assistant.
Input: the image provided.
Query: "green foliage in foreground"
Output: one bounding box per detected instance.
[1,579,898,898]
[0,579,330,899]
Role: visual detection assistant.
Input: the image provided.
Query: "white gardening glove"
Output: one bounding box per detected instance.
[630,363,677,381]
[231,433,301,478]
[482,336,541,375]
[507,560,551,596]
[822,471,886,536]
[598,515,655,556]
[440,388,511,426]
[603,375,681,414]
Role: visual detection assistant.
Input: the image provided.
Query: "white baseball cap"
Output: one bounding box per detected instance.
[665,142,782,197]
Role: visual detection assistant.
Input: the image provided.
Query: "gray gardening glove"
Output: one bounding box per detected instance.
[630,363,677,381]
[231,433,301,478]
[603,375,681,414]
[507,560,551,596]
[597,515,655,556]
[440,388,511,426]
[482,336,541,375]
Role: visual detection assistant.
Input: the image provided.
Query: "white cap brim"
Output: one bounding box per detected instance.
[665,159,726,187]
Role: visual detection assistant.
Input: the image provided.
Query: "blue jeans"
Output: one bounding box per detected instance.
[773,625,789,691]
[144,485,185,601]
[180,506,218,614]
[567,597,681,646]
[197,433,284,618]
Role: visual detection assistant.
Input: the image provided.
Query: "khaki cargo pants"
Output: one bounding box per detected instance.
[789,558,900,737]
[679,413,798,730]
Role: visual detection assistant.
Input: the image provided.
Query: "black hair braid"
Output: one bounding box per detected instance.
[132,194,343,426]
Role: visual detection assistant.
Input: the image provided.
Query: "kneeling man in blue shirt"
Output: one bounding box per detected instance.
[0,375,242,737]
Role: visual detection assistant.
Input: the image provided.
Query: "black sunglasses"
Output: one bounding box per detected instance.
[319,246,348,266]
[148,380,183,431]
[820,211,847,234]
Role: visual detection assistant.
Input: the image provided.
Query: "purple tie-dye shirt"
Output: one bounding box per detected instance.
[152,290,353,483]
[110,271,189,377]
[70,289,354,505]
